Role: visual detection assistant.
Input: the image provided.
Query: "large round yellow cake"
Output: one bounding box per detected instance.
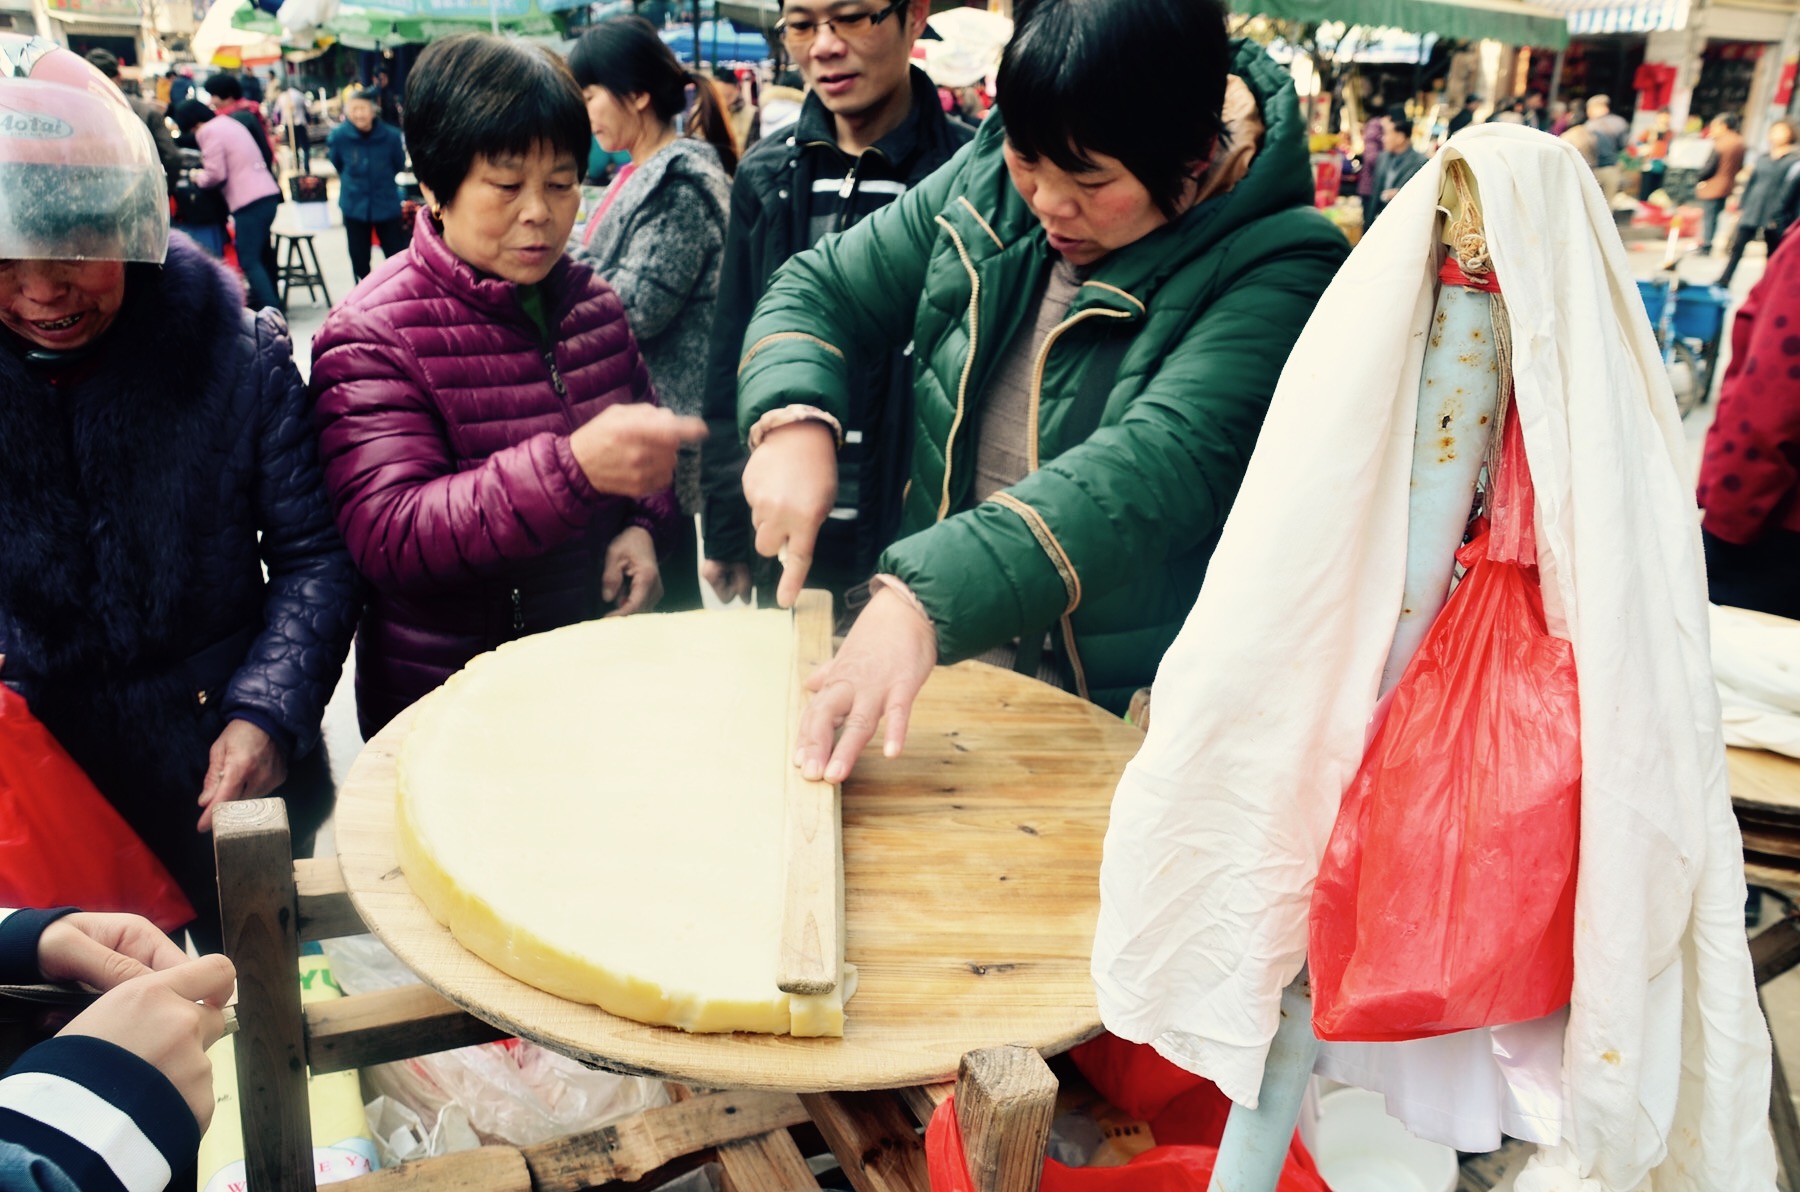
[395,609,849,1036]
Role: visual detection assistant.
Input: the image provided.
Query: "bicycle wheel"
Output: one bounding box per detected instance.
[1667,339,1706,417]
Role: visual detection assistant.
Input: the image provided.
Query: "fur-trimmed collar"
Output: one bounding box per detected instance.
[0,233,251,677]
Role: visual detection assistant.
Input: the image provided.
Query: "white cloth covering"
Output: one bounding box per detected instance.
[1712,604,1800,758]
[1092,125,1775,1190]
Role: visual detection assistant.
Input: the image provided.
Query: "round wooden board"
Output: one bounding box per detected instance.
[335,659,1145,1093]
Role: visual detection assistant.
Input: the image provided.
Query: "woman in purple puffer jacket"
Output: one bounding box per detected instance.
[311,33,706,737]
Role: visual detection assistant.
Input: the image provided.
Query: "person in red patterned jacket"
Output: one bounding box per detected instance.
[1697,230,1800,619]
[311,34,705,737]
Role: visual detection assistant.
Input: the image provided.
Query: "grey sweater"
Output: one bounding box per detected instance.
[579,137,732,514]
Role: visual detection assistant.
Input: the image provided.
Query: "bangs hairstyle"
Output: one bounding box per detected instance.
[404,33,591,205]
[996,0,1230,220]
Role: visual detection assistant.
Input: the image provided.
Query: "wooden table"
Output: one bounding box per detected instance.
[1733,746,1800,880]
[334,659,1146,1102]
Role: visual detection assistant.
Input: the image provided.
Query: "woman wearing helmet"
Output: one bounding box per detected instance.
[0,37,361,951]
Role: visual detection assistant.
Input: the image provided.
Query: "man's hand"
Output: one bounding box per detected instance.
[37,914,189,992]
[197,720,286,833]
[60,956,236,1131]
[602,527,663,617]
[570,405,707,498]
[700,560,752,605]
[794,586,937,783]
[741,421,837,608]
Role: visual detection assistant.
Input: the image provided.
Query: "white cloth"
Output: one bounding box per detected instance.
[1313,1011,1567,1152]
[1712,604,1800,758]
[1092,125,1775,1190]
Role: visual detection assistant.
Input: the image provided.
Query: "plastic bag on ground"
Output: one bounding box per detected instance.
[926,1034,1327,1191]
[0,685,193,933]
[322,934,668,1148]
[1309,409,1581,1042]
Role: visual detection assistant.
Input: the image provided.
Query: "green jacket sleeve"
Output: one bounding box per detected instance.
[881,232,1344,663]
[735,138,976,440]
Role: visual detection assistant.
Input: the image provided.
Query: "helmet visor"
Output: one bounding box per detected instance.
[0,80,169,263]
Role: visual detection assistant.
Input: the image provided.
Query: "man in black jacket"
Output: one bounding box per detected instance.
[84,49,182,188]
[698,0,972,607]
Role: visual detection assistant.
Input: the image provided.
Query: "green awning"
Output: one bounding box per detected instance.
[1233,0,1570,48]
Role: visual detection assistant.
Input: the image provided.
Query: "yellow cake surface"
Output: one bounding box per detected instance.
[396,609,848,1036]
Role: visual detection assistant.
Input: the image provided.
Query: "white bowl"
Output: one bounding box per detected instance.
[1312,1087,1459,1192]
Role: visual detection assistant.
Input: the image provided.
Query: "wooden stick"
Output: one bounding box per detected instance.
[779,589,842,996]
[215,798,315,1192]
[953,1047,1058,1192]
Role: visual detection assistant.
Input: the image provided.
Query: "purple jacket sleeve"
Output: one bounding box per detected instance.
[311,307,607,597]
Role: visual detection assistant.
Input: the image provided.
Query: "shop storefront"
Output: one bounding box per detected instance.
[41,0,148,65]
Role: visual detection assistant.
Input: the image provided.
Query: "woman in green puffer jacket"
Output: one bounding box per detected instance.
[738,0,1348,782]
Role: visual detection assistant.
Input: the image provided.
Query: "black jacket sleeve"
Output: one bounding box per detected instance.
[220,310,363,759]
[699,169,769,566]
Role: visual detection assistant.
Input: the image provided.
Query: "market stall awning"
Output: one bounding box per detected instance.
[1536,0,1687,34]
[1231,0,1570,48]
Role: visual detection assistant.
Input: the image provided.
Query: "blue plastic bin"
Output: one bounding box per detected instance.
[1636,279,1731,344]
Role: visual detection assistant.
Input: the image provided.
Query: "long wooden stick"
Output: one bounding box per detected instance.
[778,590,842,996]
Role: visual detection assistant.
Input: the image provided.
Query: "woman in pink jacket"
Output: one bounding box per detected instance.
[173,98,282,312]
[310,34,706,736]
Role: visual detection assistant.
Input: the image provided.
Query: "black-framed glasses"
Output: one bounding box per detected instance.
[774,0,908,48]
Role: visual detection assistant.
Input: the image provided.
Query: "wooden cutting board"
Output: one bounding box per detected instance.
[335,658,1146,1093]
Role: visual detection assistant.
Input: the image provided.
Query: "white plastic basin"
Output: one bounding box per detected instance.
[1312,1087,1459,1192]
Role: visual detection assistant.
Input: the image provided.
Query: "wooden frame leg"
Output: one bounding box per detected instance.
[216,798,316,1192]
[800,1090,931,1192]
[953,1046,1058,1192]
[718,1129,823,1192]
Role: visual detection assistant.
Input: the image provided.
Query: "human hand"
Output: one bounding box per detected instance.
[60,955,236,1131]
[741,421,837,609]
[794,586,937,783]
[37,914,189,992]
[602,526,663,617]
[570,405,707,498]
[701,560,752,604]
[197,719,287,833]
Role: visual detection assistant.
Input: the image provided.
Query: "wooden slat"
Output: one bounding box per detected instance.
[779,589,843,996]
[897,1082,954,1129]
[954,1047,1057,1192]
[216,798,315,1192]
[799,1090,931,1192]
[522,1089,809,1192]
[1766,994,1800,1191]
[304,985,510,1075]
[295,857,365,942]
[1753,917,1800,988]
[718,1128,822,1192]
[348,1146,531,1190]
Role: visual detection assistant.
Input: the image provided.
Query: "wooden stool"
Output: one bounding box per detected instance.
[214,798,1059,1191]
[273,230,331,308]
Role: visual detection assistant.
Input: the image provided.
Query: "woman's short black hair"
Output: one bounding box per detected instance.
[202,73,242,101]
[996,0,1230,220]
[403,33,591,205]
[171,99,214,132]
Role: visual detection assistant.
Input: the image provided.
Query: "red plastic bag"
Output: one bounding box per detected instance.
[1309,409,1580,1042]
[0,686,195,933]
[925,1034,1328,1192]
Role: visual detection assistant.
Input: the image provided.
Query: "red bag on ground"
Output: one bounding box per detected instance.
[925,1034,1327,1191]
[0,685,194,933]
[1309,409,1581,1041]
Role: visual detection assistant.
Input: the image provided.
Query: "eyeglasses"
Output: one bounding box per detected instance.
[775,0,908,48]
